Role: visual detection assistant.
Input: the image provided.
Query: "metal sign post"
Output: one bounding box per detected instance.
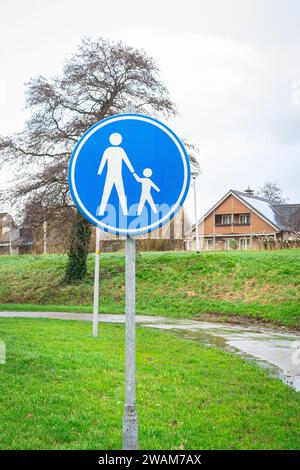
[123,236,138,449]
[192,171,200,253]
[68,112,190,450]
[92,227,101,337]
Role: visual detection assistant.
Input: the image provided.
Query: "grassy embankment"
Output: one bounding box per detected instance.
[0,318,299,450]
[0,249,299,328]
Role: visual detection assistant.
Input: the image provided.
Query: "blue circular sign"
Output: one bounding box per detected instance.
[68,114,190,235]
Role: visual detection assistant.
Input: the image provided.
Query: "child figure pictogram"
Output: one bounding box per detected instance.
[134,168,160,215]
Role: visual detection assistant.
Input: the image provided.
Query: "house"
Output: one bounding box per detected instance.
[0,213,33,255]
[188,189,300,251]
[0,213,14,254]
[29,207,192,254]
[0,206,192,255]
[95,207,192,251]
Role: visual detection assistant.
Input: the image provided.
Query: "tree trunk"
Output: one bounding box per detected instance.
[65,210,91,283]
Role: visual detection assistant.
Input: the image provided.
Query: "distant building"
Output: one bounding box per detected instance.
[0,207,192,254]
[0,213,33,255]
[188,189,300,251]
[95,207,192,252]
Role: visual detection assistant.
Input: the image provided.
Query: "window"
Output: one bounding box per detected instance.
[224,239,231,250]
[233,213,251,225]
[215,214,232,225]
[239,238,250,250]
[1,223,9,235]
[222,215,231,224]
[205,238,214,251]
[239,214,251,224]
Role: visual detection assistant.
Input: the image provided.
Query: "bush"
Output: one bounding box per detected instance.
[229,239,238,250]
[64,211,91,283]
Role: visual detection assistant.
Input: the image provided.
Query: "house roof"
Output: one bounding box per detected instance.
[192,189,299,233]
[0,212,8,221]
[272,204,300,231]
[272,203,300,218]
[231,190,289,231]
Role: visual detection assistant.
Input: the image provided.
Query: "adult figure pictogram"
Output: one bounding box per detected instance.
[98,133,136,216]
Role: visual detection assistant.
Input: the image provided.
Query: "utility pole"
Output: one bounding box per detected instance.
[192,170,200,253]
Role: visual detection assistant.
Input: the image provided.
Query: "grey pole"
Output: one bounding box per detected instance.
[43,220,47,255]
[122,235,138,450]
[92,227,101,337]
[9,220,12,256]
[193,174,200,253]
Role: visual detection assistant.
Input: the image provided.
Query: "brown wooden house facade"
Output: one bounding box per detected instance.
[189,189,300,251]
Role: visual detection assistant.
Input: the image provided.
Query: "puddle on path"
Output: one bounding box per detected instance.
[144,320,300,392]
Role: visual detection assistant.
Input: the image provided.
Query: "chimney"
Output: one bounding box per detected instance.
[244,186,255,196]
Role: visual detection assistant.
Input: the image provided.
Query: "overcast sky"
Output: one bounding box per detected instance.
[0,0,300,220]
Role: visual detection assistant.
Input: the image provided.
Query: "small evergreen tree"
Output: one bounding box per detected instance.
[65,211,91,283]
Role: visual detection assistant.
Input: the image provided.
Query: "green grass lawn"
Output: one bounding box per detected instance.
[0,249,299,328]
[0,318,299,450]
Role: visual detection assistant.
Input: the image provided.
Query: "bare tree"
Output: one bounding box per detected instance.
[256,181,288,203]
[0,37,181,280]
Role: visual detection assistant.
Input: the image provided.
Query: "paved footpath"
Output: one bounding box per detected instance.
[1,311,299,391]
[0,311,165,323]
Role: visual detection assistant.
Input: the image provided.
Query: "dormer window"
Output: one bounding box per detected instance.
[239,214,250,224]
[232,213,251,225]
[215,213,251,225]
[215,214,232,225]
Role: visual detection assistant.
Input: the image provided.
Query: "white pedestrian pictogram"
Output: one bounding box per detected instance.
[98,133,160,216]
[134,168,160,215]
[98,133,136,216]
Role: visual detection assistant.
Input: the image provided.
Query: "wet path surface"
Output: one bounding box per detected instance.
[0,311,164,323]
[143,320,300,392]
[1,311,299,391]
